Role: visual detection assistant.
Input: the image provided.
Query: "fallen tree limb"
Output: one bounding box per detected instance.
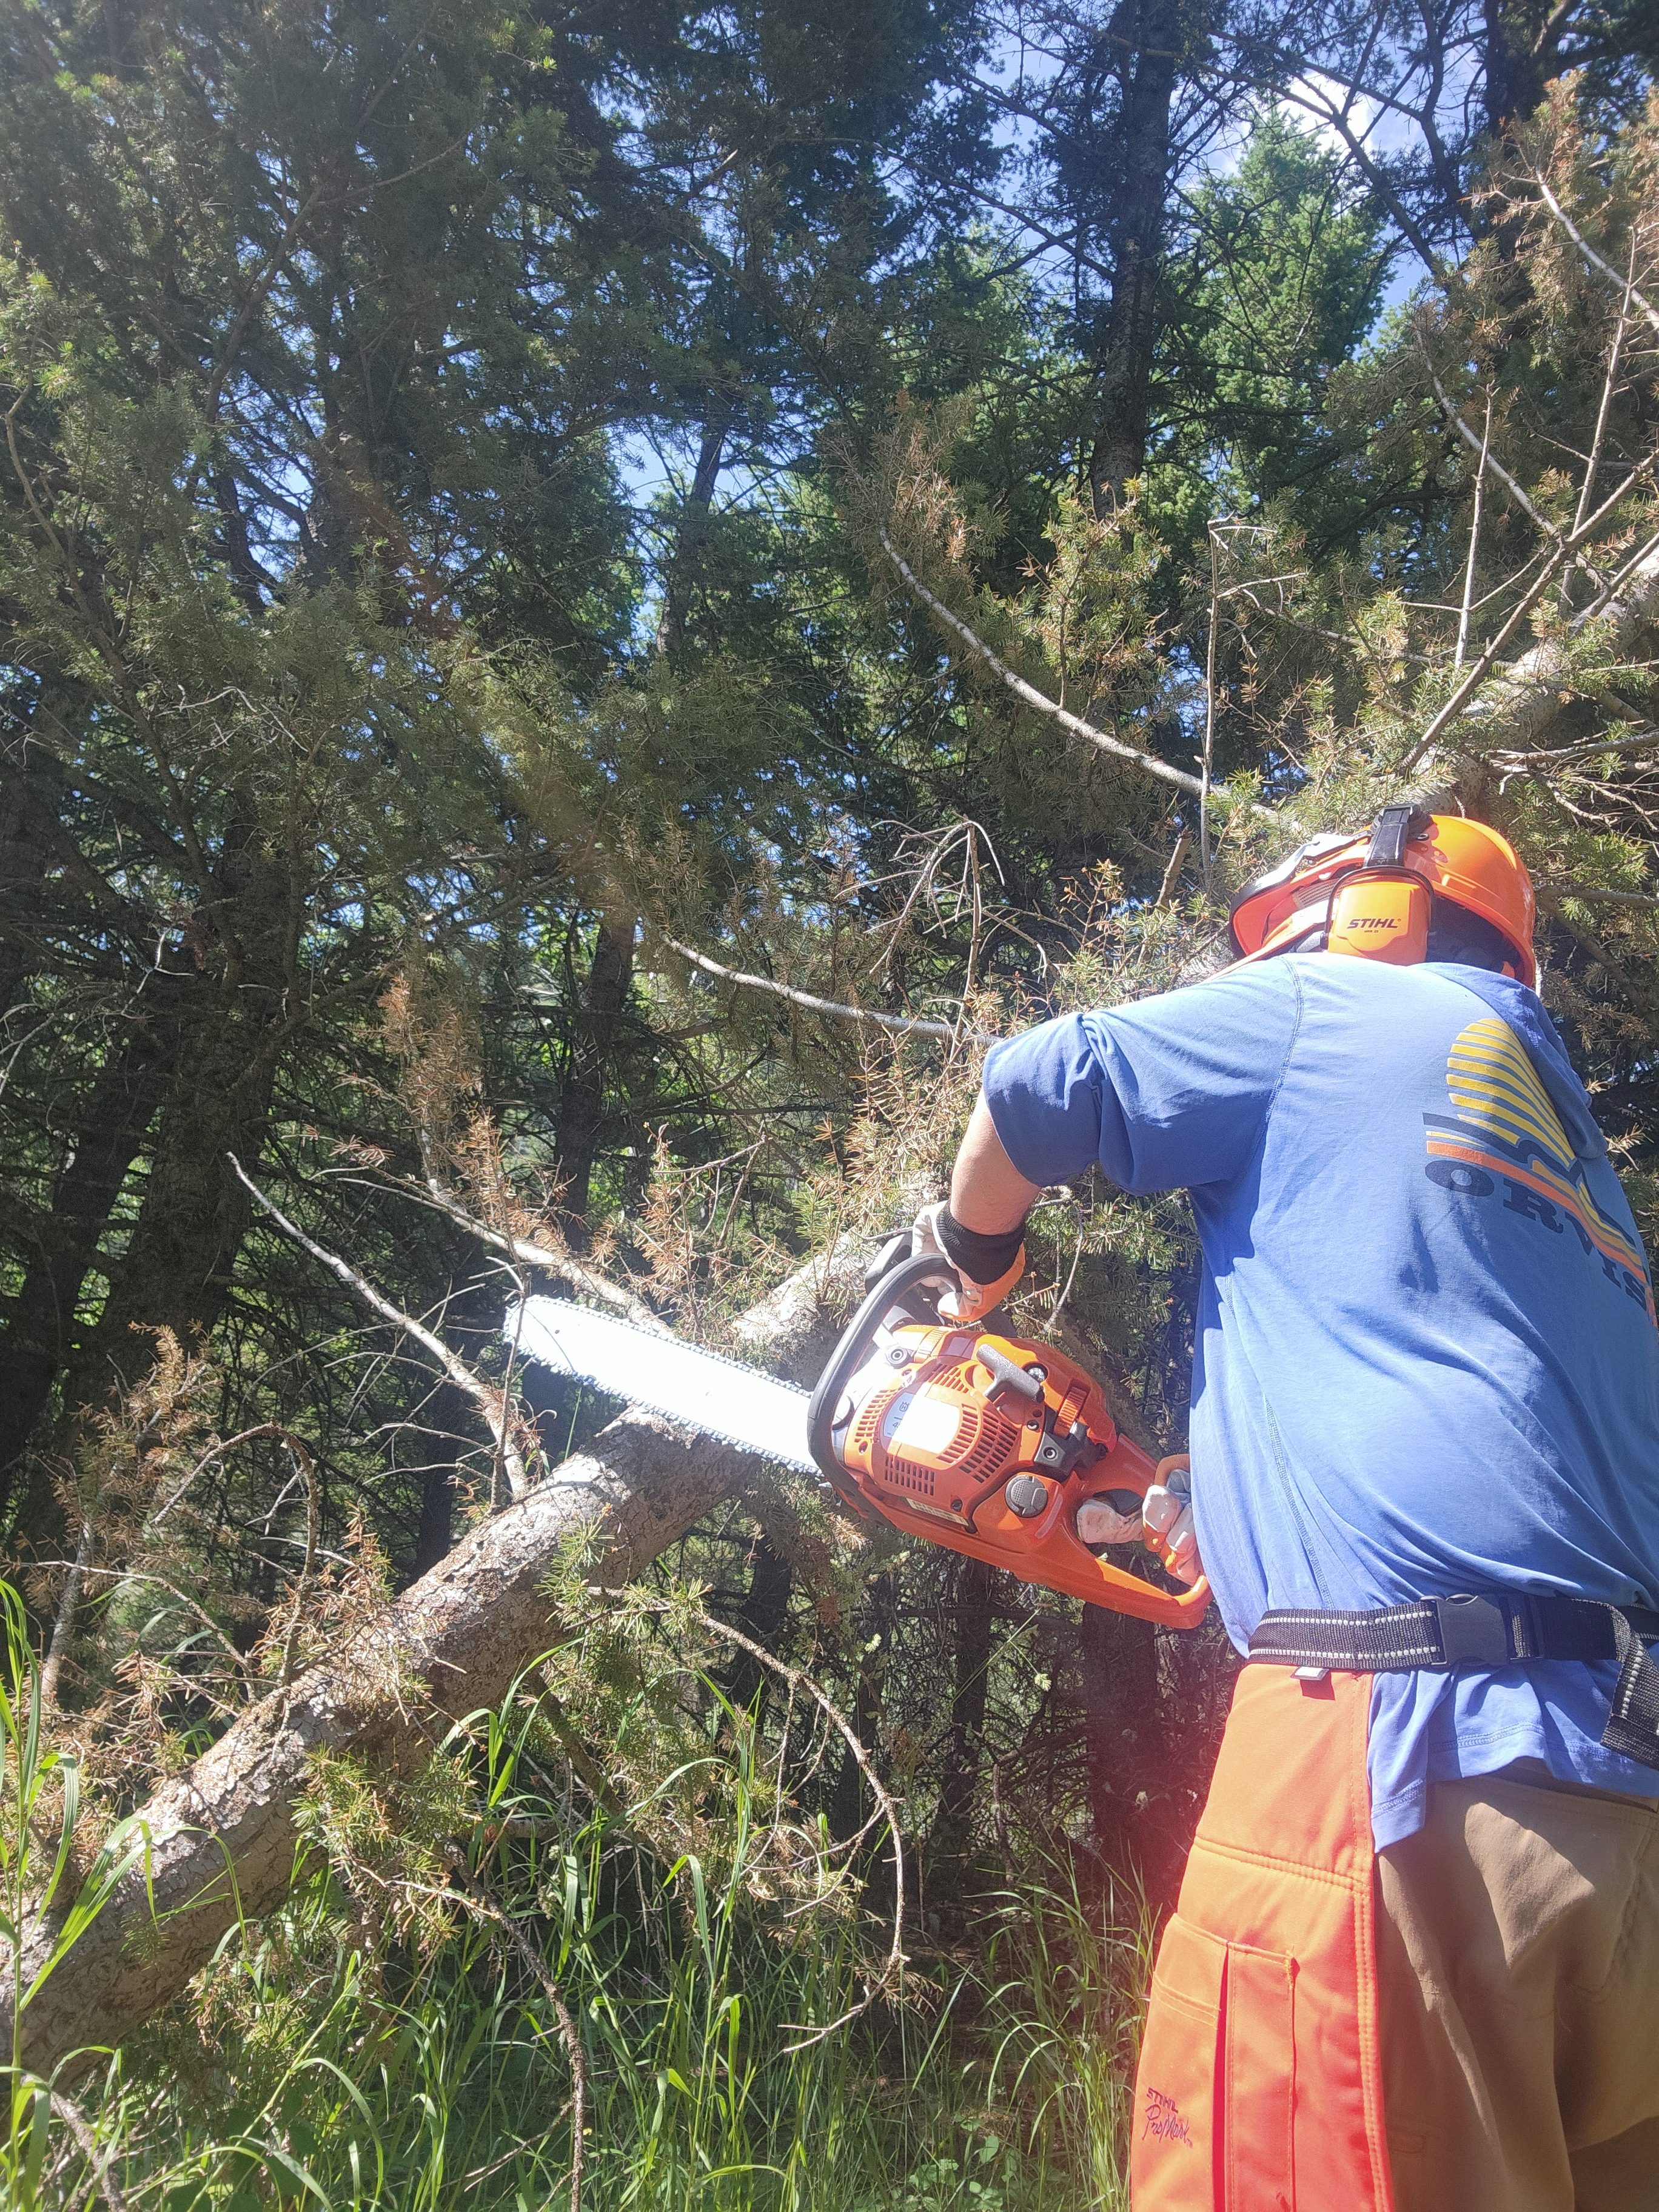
[1,1250,853,2077]
[1405,523,1659,794]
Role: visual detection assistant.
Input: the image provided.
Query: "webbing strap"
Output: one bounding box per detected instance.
[1605,1609,1659,1769]
[1248,1592,1659,1772]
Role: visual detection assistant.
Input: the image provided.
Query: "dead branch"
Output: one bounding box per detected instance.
[1527,166,1659,345]
[440,1848,588,2212]
[1401,452,1659,774]
[51,2091,131,2212]
[877,528,1276,821]
[662,935,999,1047]
[391,1168,667,1333]
[230,1155,532,1498]
[612,1597,907,2050]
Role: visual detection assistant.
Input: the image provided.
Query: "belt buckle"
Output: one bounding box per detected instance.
[1433,1592,1513,1667]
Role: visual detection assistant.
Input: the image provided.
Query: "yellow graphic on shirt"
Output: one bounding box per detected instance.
[1424,1015,1649,1290]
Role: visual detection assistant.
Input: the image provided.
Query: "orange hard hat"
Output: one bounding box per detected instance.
[1228,808,1537,987]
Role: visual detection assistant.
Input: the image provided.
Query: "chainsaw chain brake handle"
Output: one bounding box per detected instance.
[806,1254,1210,1629]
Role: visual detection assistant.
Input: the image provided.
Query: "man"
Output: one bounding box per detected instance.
[919,809,1659,2210]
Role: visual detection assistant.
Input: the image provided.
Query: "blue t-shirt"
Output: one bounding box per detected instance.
[983,956,1659,1846]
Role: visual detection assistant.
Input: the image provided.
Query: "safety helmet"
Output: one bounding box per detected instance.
[1227,807,1537,988]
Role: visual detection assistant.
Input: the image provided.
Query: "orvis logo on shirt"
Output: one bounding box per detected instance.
[1423,1015,1655,1322]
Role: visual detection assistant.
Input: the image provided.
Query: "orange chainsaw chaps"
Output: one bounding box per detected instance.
[1130,1664,1395,2212]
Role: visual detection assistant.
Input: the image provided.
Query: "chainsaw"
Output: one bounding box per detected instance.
[511,1239,1210,1629]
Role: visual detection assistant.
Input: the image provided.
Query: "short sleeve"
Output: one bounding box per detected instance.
[982,961,1301,1195]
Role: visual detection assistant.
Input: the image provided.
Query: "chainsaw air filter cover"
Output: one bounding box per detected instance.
[807,1254,1210,1627]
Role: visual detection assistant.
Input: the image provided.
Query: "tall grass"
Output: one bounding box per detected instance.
[4,1617,1151,2211]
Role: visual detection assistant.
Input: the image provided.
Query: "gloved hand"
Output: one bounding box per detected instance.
[912,1199,1026,1325]
[1075,1493,1146,1547]
[1141,1464,1203,1586]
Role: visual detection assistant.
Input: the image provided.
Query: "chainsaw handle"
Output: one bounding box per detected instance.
[806,1252,957,1497]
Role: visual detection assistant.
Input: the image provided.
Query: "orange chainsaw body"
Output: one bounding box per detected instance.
[807,1255,1209,1629]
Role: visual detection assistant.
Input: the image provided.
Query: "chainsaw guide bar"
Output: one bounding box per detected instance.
[511,1298,817,1470]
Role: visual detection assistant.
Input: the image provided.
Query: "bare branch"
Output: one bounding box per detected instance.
[1156,827,1192,905]
[439,1849,588,2212]
[1456,389,1493,670]
[39,1517,93,1715]
[395,1181,666,1335]
[229,1155,531,1499]
[662,936,999,1048]
[276,1436,320,1687]
[1401,450,1658,771]
[1526,166,1659,344]
[877,529,1276,820]
[52,2093,131,2212]
[608,1597,907,2049]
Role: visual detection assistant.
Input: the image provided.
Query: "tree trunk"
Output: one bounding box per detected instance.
[654,394,738,660]
[1482,0,1560,138]
[831,1567,895,1843]
[0,722,56,1024]
[0,1251,847,2075]
[1080,1603,1159,1869]
[411,1380,473,1577]
[925,1556,995,1894]
[0,1010,174,1517]
[555,913,636,1227]
[1085,0,1184,511]
[721,1530,794,1711]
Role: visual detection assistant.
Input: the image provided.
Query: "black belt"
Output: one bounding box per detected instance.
[1248,1592,1659,1772]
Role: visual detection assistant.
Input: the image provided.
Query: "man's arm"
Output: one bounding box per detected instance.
[944,1092,1202,1584]
[910,1094,1042,1324]
[950,1093,1042,1232]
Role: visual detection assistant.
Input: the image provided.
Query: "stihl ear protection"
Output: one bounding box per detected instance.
[1326,805,1432,967]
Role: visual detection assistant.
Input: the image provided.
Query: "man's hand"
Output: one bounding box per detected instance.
[1142,1465,1203,1586]
[912,1199,1026,1325]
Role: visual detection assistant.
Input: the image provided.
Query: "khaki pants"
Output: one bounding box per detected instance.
[1378,1767,1659,2211]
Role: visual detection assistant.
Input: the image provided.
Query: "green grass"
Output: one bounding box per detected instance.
[1,1605,1151,2210]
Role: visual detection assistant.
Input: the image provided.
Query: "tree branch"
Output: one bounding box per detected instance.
[662,937,999,1047]
[230,1156,531,1499]
[877,531,1276,820]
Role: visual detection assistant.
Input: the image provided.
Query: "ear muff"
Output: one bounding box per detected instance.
[1326,874,1432,965]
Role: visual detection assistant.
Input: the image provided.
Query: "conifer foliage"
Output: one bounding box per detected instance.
[0,0,1656,2199]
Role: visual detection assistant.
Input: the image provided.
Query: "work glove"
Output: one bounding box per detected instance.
[1141,1464,1203,1586]
[911,1199,1026,1326]
[1074,1493,1146,1547]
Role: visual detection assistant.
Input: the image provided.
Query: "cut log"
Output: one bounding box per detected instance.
[3,1252,851,2076]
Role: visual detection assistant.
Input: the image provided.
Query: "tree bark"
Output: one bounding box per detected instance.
[0,1250,847,2075]
[1080,1603,1159,1869]
[925,1556,995,1890]
[555,913,637,1227]
[0,1009,175,1517]
[1085,0,1184,510]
